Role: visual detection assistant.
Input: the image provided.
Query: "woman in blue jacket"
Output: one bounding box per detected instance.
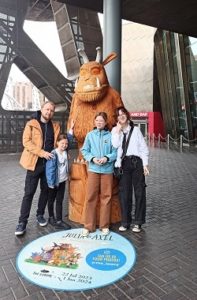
[81,112,117,236]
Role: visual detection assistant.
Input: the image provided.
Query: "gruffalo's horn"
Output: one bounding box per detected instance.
[78,48,89,63]
[95,46,102,63]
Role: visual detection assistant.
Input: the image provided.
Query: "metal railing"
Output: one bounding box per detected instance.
[147,133,197,152]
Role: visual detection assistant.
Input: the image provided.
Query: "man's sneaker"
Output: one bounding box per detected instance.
[15,222,26,236]
[132,225,141,233]
[48,216,57,226]
[37,215,48,227]
[55,220,71,230]
[119,226,128,232]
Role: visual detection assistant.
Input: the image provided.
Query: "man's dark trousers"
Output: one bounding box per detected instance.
[19,159,48,224]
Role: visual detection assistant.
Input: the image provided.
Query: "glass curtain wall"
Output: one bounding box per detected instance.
[155,30,197,141]
[183,36,197,139]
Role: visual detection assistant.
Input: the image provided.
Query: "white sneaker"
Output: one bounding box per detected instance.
[102,228,109,236]
[82,228,89,237]
[119,226,128,232]
[132,225,141,233]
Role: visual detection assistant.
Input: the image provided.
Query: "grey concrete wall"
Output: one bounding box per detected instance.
[121,22,156,112]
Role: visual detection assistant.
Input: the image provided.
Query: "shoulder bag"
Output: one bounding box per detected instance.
[113,126,134,179]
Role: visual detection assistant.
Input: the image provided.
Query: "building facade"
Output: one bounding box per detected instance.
[155,31,197,141]
[122,22,197,141]
[122,23,164,138]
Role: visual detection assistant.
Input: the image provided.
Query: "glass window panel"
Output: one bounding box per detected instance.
[0,53,5,61]
[0,45,7,52]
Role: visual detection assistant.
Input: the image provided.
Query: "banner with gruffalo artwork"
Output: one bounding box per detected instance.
[16,228,136,291]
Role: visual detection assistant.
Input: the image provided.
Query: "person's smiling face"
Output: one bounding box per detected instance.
[117,111,128,125]
[57,139,68,152]
[95,115,106,130]
[41,102,55,122]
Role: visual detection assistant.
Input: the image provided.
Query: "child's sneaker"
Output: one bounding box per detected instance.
[82,228,89,237]
[55,220,71,230]
[48,216,57,226]
[101,228,109,236]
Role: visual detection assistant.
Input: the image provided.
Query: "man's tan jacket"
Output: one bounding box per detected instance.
[20,119,60,171]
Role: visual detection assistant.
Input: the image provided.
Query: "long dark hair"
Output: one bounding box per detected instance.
[115,106,134,128]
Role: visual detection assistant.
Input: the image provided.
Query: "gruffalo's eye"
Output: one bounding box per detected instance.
[80,69,87,76]
[91,67,100,75]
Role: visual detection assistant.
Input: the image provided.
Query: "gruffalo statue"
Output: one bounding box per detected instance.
[67,47,123,223]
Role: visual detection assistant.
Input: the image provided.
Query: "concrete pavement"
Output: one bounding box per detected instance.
[0,146,197,299]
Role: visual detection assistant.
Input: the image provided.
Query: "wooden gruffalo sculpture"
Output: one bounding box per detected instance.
[67,47,123,224]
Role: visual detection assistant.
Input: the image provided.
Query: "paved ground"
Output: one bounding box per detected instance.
[0,145,197,300]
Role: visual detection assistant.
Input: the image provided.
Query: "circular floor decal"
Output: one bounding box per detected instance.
[16,228,136,291]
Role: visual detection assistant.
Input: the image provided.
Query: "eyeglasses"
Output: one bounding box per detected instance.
[118,114,127,118]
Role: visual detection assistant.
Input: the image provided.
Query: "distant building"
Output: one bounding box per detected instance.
[10,81,44,111]
[13,82,33,110]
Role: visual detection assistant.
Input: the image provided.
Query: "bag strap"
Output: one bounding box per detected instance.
[121,126,134,160]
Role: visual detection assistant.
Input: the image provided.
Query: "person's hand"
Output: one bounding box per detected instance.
[144,166,149,176]
[98,157,108,165]
[68,119,75,135]
[43,151,53,160]
[93,157,100,165]
[116,121,122,133]
[70,119,75,130]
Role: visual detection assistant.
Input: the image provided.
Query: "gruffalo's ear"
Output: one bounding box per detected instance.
[102,52,117,66]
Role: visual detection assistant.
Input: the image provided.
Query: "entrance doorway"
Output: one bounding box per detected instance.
[133,120,148,137]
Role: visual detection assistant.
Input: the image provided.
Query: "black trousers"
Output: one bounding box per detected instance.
[119,156,146,227]
[19,159,48,224]
[48,181,66,221]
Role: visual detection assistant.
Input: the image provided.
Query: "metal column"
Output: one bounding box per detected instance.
[103,0,121,93]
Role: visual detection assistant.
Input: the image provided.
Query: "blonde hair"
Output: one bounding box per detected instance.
[41,101,56,109]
